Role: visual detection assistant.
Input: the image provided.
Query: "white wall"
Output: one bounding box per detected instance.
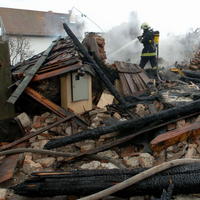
[24,36,56,54]
[9,35,57,64]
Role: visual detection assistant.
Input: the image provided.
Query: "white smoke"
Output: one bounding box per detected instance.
[104,11,142,64]
[104,11,200,66]
[160,30,200,65]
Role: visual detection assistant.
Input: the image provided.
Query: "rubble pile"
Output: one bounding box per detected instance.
[190,50,200,70]
[2,23,200,200]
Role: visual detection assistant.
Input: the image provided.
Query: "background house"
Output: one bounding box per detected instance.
[0,7,84,64]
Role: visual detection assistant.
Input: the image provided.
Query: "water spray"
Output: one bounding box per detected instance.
[108,38,138,57]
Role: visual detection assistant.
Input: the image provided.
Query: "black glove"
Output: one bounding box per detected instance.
[137,36,142,41]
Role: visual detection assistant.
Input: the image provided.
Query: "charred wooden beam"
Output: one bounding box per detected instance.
[11,163,200,197]
[62,23,129,108]
[45,99,200,149]
[7,38,60,104]
[32,63,81,82]
[180,76,200,84]
[183,70,200,79]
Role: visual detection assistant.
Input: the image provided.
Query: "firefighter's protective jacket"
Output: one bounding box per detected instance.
[140,29,156,57]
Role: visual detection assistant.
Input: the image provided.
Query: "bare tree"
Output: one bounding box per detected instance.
[9,36,34,65]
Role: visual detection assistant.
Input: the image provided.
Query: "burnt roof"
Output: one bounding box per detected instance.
[0,7,69,37]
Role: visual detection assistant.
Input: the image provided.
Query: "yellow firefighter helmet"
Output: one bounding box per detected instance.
[141,22,150,30]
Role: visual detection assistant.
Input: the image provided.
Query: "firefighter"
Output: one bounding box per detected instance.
[138,22,157,69]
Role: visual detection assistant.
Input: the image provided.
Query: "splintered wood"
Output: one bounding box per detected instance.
[151,123,200,152]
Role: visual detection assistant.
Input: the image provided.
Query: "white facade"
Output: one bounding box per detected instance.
[10,35,57,55]
[26,36,56,54]
[9,35,59,65]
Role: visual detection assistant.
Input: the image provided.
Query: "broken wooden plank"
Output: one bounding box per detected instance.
[44,98,200,150]
[25,87,70,117]
[136,68,150,85]
[115,61,141,74]
[25,87,87,128]
[151,123,200,153]
[97,90,114,108]
[0,154,20,183]
[37,57,80,73]
[118,73,130,96]
[115,61,149,96]
[32,63,81,82]
[0,143,25,183]
[0,116,72,151]
[124,73,137,93]
[7,38,59,104]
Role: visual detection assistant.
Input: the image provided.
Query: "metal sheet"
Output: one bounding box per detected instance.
[72,73,89,101]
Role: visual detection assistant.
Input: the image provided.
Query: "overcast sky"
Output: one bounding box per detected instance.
[1,0,200,35]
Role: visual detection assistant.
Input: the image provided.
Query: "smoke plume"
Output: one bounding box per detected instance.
[104,11,141,64]
[160,30,200,65]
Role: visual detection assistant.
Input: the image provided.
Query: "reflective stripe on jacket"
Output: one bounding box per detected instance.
[141,52,156,56]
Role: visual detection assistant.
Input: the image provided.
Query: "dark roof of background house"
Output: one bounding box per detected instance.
[0,7,70,36]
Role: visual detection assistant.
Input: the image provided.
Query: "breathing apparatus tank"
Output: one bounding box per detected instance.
[153,31,160,46]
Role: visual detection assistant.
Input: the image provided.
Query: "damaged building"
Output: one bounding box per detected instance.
[1,17,200,200]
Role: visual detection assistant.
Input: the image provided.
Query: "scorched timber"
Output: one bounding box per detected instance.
[12,163,200,197]
[183,70,200,79]
[45,98,200,149]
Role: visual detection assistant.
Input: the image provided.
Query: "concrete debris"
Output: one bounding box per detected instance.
[0,188,7,200]
[80,161,118,169]
[176,119,186,128]
[135,104,149,117]
[65,126,72,136]
[15,112,31,128]
[76,140,96,152]
[185,144,197,158]
[23,154,43,175]
[113,112,121,119]
[97,150,119,159]
[123,156,140,168]
[30,140,49,149]
[138,153,154,168]
[35,157,56,168]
